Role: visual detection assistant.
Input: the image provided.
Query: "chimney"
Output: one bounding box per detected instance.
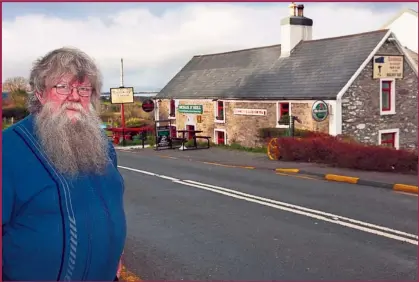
[280,3,313,58]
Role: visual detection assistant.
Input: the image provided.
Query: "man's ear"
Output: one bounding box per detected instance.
[35,91,47,105]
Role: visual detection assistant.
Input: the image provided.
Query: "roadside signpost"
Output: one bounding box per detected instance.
[109,58,134,146]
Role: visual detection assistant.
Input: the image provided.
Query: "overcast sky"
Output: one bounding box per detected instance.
[2,2,417,92]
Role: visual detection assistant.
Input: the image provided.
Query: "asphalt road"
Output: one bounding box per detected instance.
[117,150,418,280]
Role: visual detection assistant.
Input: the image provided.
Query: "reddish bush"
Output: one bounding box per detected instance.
[275,136,418,173]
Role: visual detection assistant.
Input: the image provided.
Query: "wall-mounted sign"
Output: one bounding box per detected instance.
[110,87,134,104]
[178,104,203,114]
[373,55,404,79]
[233,108,267,116]
[141,99,155,113]
[312,100,329,122]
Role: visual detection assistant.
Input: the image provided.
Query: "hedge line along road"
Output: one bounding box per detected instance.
[117,150,418,281]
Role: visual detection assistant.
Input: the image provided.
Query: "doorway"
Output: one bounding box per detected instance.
[186,124,195,140]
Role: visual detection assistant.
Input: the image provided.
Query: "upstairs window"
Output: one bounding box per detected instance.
[380,79,395,115]
[381,81,392,112]
[215,101,225,122]
[169,99,176,117]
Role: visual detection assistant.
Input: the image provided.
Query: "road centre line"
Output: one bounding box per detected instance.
[118,165,418,246]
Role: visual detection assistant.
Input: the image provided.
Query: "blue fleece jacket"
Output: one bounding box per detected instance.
[2,115,127,281]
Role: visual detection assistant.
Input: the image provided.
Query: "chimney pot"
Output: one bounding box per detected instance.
[297,4,304,17]
[289,2,297,16]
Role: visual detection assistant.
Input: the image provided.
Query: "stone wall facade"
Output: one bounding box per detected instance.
[157,99,330,148]
[341,40,418,150]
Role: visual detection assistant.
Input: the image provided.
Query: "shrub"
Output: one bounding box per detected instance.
[2,107,29,120]
[126,117,146,128]
[274,136,417,173]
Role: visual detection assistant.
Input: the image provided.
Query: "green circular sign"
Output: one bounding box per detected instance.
[312,100,329,122]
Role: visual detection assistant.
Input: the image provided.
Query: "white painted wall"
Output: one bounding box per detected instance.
[280,24,312,57]
[383,10,418,53]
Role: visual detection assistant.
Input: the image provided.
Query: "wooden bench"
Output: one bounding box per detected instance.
[192,136,211,149]
[170,137,187,149]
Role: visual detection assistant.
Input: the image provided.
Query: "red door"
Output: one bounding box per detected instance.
[217,131,225,145]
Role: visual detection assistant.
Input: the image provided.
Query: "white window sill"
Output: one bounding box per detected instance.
[214,119,225,124]
[168,116,176,119]
[380,110,396,116]
[276,125,289,128]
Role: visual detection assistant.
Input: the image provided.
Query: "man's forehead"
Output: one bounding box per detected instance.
[58,75,91,84]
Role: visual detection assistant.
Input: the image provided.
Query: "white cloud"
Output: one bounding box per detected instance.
[1,3,412,91]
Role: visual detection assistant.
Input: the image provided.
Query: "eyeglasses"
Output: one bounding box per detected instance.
[53,84,93,97]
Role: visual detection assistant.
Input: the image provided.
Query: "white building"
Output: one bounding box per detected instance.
[382,8,418,71]
[382,8,418,52]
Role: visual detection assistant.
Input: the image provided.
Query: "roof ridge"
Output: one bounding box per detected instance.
[304,29,389,43]
[194,44,281,58]
[381,8,418,29]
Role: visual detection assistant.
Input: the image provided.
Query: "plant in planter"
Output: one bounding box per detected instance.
[278,114,290,126]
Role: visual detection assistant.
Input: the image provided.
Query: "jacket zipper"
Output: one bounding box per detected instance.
[81,188,93,281]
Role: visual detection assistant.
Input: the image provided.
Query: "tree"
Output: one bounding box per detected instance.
[2,76,30,93]
[2,77,30,108]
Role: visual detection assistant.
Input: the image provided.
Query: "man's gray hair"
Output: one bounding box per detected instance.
[28,47,103,113]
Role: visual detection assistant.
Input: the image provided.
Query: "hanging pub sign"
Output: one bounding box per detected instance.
[142,99,155,113]
[373,55,404,79]
[312,100,329,122]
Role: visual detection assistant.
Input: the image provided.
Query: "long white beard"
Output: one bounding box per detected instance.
[35,102,110,177]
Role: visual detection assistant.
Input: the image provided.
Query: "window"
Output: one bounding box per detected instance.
[380,79,395,115]
[378,129,399,149]
[380,132,395,148]
[279,102,289,117]
[276,102,291,128]
[169,99,176,117]
[215,101,225,122]
[381,81,391,111]
[215,130,226,145]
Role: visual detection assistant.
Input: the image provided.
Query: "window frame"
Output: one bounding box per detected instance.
[276,102,291,128]
[214,100,226,123]
[214,128,227,145]
[169,99,176,118]
[378,128,400,149]
[379,78,396,115]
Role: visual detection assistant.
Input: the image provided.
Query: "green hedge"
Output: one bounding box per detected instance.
[2,107,29,120]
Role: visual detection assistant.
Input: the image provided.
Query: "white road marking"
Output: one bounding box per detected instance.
[184,180,418,240]
[118,165,418,246]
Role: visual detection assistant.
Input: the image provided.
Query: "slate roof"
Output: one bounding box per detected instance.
[157,29,390,100]
[405,47,418,66]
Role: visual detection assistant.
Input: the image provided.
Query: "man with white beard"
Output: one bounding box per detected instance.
[2,47,126,281]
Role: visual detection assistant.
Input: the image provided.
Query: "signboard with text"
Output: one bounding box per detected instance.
[110,87,134,104]
[373,55,404,79]
[312,100,329,122]
[233,108,267,116]
[178,105,203,114]
[156,126,171,148]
